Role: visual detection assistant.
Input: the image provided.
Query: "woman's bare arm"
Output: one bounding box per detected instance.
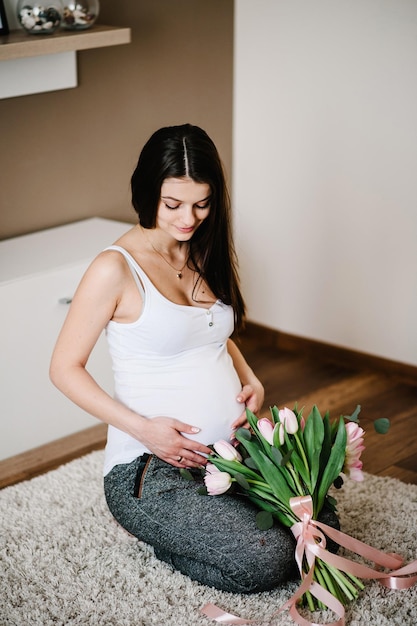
[50,251,211,466]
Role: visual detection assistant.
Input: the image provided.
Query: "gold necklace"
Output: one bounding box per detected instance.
[149,241,189,279]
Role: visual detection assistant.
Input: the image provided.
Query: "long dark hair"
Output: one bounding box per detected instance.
[131,124,246,330]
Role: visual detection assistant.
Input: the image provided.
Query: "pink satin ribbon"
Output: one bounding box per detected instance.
[201,495,417,626]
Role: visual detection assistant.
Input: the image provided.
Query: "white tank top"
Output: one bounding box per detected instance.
[103,245,243,475]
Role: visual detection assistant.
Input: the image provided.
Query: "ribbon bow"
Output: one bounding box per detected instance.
[201,495,417,626]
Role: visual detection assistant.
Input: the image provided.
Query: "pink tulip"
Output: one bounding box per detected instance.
[204,469,232,495]
[348,462,364,482]
[278,407,299,435]
[205,462,220,474]
[257,418,275,445]
[213,439,242,462]
[343,421,365,482]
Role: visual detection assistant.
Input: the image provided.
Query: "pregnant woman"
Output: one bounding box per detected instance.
[50,123,300,593]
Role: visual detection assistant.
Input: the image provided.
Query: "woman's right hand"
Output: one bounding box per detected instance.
[135,416,212,468]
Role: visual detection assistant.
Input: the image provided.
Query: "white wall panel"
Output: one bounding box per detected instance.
[234,0,417,365]
[0,218,129,459]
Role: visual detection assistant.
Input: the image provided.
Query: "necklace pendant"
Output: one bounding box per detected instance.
[177,272,182,279]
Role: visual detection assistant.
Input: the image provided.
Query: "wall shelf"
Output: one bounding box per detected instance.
[0,24,131,61]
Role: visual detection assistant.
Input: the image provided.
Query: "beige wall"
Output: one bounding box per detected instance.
[0,0,234,239]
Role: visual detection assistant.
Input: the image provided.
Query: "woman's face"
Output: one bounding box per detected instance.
[156,177,211,241]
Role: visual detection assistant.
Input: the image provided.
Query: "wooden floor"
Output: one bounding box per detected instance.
[1,323,416,488]
[237,328,417,485]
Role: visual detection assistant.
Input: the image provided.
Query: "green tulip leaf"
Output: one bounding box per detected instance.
[270,405,280,424]
[287,447,310,487]
[238,436,296,502]
[209,456,261,481]
[255,510,274,531]
[374,417,390,434]
[271,446,283,465]
[198,486,208,495]
[280,449,293,466]
[316,416,347,513]
[272,423,282,449]
[245,408,259,431]
[319,413,332,476]
[303,406,324,491]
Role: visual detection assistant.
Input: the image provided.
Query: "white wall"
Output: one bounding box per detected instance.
[233,0,417,366]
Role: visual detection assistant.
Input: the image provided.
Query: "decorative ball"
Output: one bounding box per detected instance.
[17,1,64,35]
[61,1,99,30]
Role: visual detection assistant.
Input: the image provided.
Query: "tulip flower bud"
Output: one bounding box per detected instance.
[257,418,275,445]
[205,462,220,474]
[213,439,242,462]
[343,421,365,482]
[204,470,232,495]
[278,407,299,435]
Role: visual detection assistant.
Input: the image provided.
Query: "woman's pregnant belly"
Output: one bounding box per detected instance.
[113,343,243,446]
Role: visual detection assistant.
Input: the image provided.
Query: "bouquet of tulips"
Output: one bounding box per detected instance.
[201,405,390,616]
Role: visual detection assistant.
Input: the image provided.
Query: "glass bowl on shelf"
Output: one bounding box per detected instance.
[61,1,99,30]
[16,1,64,35]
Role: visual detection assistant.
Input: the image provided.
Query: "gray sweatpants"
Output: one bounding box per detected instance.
[104,454,338,594]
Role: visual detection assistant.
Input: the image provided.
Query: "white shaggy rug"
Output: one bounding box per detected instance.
[1,451,416,626]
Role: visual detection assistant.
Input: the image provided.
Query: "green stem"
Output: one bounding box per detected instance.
[305,590,316,612]
[246,479,273,490]
[322,562,359,602]
[315,560,338,601]
[344,570,365,591]
[246,486,296,521]
[316,561,346,605]
[294,431,310,475]
[312,566,327,610]
[287,465,305,495]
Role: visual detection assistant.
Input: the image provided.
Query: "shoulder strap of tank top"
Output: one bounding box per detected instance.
[104,245,146,300]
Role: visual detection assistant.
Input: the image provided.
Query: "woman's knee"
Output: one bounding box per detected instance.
[153,545,262,594]
[154,535,298,595]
